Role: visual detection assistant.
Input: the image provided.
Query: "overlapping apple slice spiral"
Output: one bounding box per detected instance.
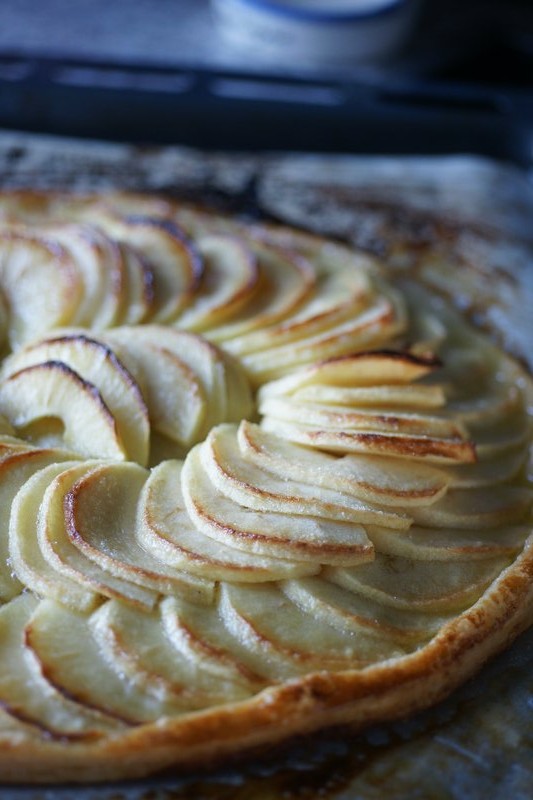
[0,192,529,748]
[0,195,406,388]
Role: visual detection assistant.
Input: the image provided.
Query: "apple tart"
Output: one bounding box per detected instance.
[0,191,529,783]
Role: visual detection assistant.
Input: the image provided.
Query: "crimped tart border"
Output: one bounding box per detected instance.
[0,533,531,783]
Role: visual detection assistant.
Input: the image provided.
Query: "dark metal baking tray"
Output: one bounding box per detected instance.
[0,51,531,166]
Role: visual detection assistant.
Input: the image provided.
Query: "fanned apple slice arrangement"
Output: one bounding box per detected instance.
[0,190,529,784]
[0,327,252,463]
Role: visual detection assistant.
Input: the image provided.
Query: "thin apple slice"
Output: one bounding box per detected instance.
[282,578,448,644]
[444,447,527,488]
[326,552,509,612]
[449,383,523,429]
[66,461,214,604]
[238,421,449,507]
[202,424,410,528]
[368,524,530,561]
[3,334,150,466]
[90,601,249,709]
[182,445,375,565]
[0,228,82,346]
[0,436,33,457]
[220,266,368,356]
[103,326,210,445]
[220,583,407,673]
[0,362,126,460]
[25,600,170,724]
[206,240,316,342]
[0,446,79,601]
[161,596,269,689]
[258,351,441,400]
[242,293,407,385]
[85,191,175,219]
[292,383,447,409]
[145,344,206,444]
[78,211,203,321]
[0,411,15,438]
[38,462,158,610]
[115,243,154,324]
[35,223,126,329]
[9,460,98,611]
[0,706,47,743]
[410,485,532,529]
[177,235,260,331]
[104,325,252,443]
[472,407,531,459]
[113,339,205,448]
[137,460,317,581]
[261,417,476,465]
[220,350,254,426]
[0,595,123,739]
[260,396,467,440]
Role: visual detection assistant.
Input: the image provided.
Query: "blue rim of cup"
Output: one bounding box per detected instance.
[216,0,408,24]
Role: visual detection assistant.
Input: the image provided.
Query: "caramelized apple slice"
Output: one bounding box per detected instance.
[410,485,532,529]
[161,595,270,688]
[9,460,97,611]
[220,583,407,673]
[292,383,446,409]
[0,362,126,460]
[38,462,158,610]
[0,446,78,601]
[35,223,126,329]
[282,578,448,644]
[218,263,365,355]
[84,191,174,219]
[444,447,527,488]
[258,351,441,400]
[475,424,532,462]
[260,397,467,440]
[78,210,203,320]
[66,461,214,604]
[25,600,170,724]
[0,707,47,742]
[178,235,260,331]
[261,417,476,465]
[110,338,205,448]
[242,292,407,385]
[116,243,154,324]
[0,595,122,739]
[104,325,252,442]
[369,524,529,560]
[182,445,375,565]
[137,460,317,581]
[3,334,150,466]
[220,350,255,426]
[238,421,449,507]
[203,424,410,528]
[204,240,315,342]
[326,552,509,612]
[449,383,523,429]
[90,601,248,708]
[0,229,82,346]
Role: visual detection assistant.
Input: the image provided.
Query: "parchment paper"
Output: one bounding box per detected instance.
[0,131,531,800]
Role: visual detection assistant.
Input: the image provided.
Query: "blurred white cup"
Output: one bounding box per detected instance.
[211,0,418,65]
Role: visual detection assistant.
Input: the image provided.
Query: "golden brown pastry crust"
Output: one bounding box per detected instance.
[0,535,531,783]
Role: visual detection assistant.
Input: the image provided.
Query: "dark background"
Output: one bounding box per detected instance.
[0,0,531,162]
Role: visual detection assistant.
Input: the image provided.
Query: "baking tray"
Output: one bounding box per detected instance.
[0,132,532,799]
[0,52,531,166]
